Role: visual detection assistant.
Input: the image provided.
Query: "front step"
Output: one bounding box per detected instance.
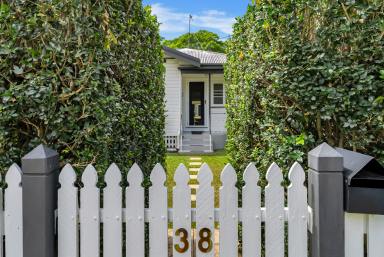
[180,145,212,153]
[180,132,212,153]
[182,138,210,144]
[183,135,210,140]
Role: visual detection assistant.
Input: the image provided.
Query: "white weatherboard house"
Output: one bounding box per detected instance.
[163,46,227,152]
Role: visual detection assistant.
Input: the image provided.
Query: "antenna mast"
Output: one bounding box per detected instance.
[188,14,193,48]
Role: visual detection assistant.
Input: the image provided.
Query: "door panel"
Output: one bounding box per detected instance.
[189,82,205,126]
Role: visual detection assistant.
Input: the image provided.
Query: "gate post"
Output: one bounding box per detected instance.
[22,145,59,257]
[308,142,344,257]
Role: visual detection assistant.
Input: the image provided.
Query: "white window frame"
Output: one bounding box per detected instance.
[211,79,225,107]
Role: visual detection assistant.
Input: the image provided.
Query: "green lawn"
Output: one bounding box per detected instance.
[165,150,229,207]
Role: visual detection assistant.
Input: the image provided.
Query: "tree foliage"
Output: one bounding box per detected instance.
[0,0,166,176]
[226,0,384,178]
[163,30,226,53]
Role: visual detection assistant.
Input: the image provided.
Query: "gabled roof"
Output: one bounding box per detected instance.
[178,48,227,65]
[163,46,226,67]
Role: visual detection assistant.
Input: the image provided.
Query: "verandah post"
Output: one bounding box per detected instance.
[22,145,59,257]
[308,142,344,257]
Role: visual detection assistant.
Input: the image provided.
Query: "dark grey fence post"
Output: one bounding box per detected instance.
[308,142,344,257]
[22,145,59,257]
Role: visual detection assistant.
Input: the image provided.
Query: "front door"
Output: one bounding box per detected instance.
[189,82,205,126]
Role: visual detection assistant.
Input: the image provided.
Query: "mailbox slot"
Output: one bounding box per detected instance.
[335,148,384,214]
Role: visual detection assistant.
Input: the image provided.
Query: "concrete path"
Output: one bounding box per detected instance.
[188,157,202,203]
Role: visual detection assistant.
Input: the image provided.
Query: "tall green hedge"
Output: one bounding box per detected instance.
[226,0,384,179]
[0,0,165,176]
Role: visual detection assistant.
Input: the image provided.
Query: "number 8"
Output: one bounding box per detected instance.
[198,228,213,253]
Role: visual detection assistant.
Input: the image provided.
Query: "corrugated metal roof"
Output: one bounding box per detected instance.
[177,48,227,65]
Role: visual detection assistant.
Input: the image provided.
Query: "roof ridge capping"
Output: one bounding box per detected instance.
[163,46,226,66]
[163,46,201,67]
[178,48,226,55]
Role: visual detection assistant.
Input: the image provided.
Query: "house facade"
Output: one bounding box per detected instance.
[163,46,227,152]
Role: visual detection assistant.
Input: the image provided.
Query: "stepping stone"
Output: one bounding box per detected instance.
[189,168,199,172]
[190,184,198,190]
[189,174,198,180]
[189,172,198,177]
[190,157,202,161]
[189,162,202,166]
[191,195,196,201]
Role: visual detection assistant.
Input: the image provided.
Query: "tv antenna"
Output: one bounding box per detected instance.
[188,14,193,48]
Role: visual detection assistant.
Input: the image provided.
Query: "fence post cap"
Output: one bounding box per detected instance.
[308,142,343,172]
[22,144,59,175]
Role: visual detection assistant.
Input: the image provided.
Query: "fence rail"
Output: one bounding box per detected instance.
[66,206,312,223]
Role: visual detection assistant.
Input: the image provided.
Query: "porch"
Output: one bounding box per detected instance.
[163,47,227,153]
[164,72,226,153]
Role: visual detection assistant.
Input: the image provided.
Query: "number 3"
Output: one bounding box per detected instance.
[174,228,189,253]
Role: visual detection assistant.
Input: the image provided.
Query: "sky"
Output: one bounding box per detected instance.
[142,0,251,40]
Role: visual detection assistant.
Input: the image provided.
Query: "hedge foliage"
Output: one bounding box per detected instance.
[0,0,165,177]
[226,0,384,180]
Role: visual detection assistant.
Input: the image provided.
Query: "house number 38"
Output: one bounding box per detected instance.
[174,228,213,253]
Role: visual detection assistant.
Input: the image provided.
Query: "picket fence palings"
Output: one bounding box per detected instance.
[173,164,191,257]
[3,161,315,257]
[80,165,100,257]
[7,149,384,257]
[345,213,365,257]
[126,163,145,257]
[6,147,384,257]
[288,162,307,257]
[5,164,23,257]
[219,164,238,257]
[242,163,261,257]
[149,163,168,257]
[265,162,284,257]
[58,164,78,257]
[367,214,384,257]
[196,163,215,257]
[344,213,384,257]
[104,164,122,257]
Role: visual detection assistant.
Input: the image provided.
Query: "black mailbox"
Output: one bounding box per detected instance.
[335,147,384,215]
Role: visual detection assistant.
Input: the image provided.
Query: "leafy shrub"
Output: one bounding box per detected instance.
[0,0,165,176]
[225,0,384,180]
[163,30,226,53]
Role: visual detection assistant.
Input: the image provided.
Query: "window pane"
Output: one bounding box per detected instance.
[214,97,223,104]
[213,84,224,105]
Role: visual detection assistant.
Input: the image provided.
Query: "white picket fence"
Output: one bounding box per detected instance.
[345,213,384,257]
[57,161,309,257]
[3,161,383,257]
[2,164,23,257]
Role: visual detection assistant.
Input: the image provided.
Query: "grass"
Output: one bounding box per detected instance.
[165,150,229,207]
